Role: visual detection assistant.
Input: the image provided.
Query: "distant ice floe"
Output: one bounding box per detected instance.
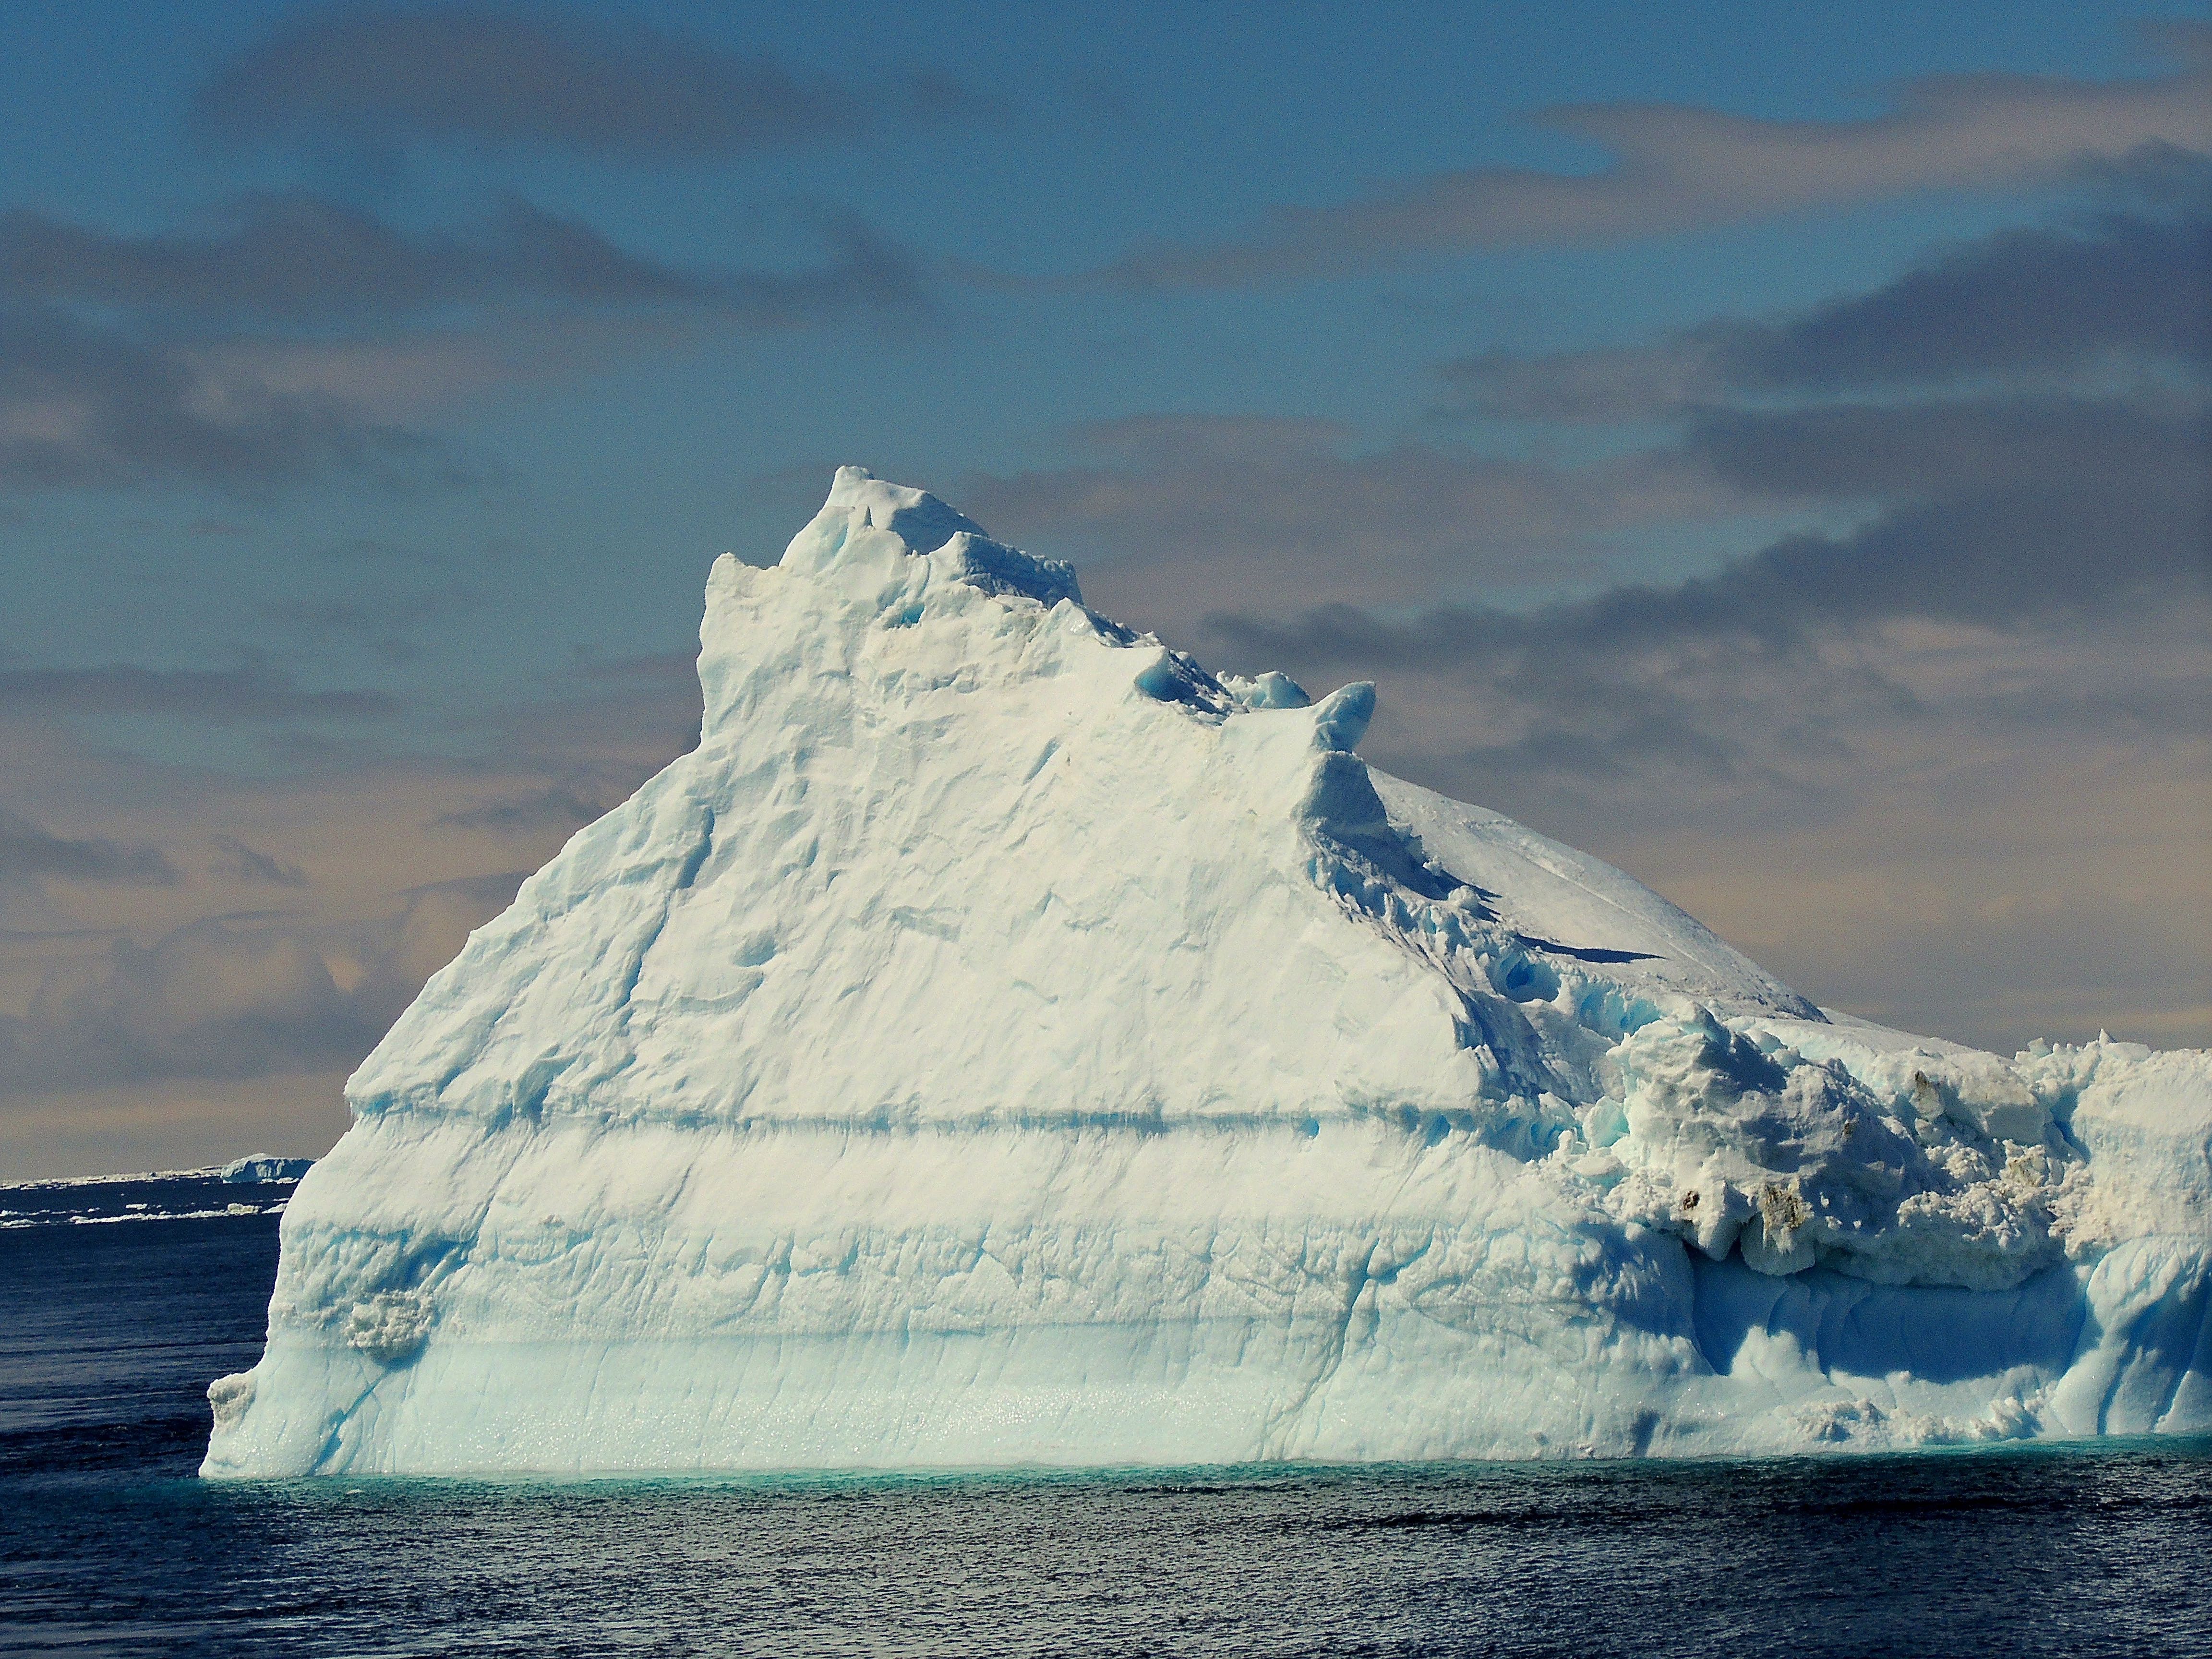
[2,1154,311,1228]
[203,469,2210,1477]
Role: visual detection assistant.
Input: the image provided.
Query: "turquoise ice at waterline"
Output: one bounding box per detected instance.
[204,470,2211,1477]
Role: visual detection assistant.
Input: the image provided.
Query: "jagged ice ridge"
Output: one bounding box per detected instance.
[204,469,2211,1475]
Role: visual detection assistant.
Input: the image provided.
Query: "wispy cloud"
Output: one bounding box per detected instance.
[963,414,1739,617]
[1443,200,2211,419]
[0,194,705,321]
[0,660,401,722]
[433,778,631,836]
[0,195,924,492]
[0,810,176,889]
[0,643,707,1137]
[208,836,309,888]
[0,891,496,1098]
[1088,25,2211,285]
[0,194,924,329]
[196,2,991,157]
[0,304,447,492]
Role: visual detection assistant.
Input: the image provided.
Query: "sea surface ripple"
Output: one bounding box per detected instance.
[2,1196,2207,1657]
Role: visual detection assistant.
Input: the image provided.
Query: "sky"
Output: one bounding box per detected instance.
[0,0,2205,1176]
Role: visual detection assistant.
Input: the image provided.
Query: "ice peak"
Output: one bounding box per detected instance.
[816,465,986,558]
[780,466,1081,609]
[1310,681,1375,752]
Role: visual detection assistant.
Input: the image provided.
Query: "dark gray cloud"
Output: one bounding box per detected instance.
[0,194,924,329]
[0,810,176,888]
[977,400,2205,635]
[1706,208,2210,391]
[992,203,2209,633]
[1205,511,2209,775]
[196,3,986,156]
[0,194,924,491]
[1675,397,2210,627]
[434,781,622,835]
[0,194,700,322]
[965,414,1734,616]
[1189,400,2206,733]
[0,304,444,492]
[1690,396,2201,502]
[1088,27,2210,285]
[0,659,400,722]
[1444,201,2211,421]
[208,836,309,888]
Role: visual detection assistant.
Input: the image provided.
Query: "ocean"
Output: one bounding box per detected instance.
[3,1180,2207,1658]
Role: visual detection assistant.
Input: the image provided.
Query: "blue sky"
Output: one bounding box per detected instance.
[1,1,2205,1173]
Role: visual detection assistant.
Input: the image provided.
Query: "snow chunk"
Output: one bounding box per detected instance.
[1223,671,1311,710]
[1597,1012,2067,1288]
[344,1289,434,1364]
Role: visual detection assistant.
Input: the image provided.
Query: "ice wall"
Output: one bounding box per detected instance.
[204,469,2211,1476]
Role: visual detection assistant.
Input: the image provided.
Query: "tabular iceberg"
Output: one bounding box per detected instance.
[204,469,2211,1476]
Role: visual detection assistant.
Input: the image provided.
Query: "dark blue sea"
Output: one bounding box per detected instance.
[3,1180,2208,1657]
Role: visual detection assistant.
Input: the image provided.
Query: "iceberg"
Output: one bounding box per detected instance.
[204,469,2211,1476]
[219,1154,316,1185]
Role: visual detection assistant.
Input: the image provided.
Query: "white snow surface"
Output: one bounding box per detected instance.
[204,469,2212,1476]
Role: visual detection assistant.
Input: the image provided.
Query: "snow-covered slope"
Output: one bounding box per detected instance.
[204,469,2211,1476]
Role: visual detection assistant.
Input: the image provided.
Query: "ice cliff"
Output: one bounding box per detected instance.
[204,469,2212,1476]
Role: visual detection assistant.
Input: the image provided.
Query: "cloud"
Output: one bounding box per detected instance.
[0,659,400,722]
[0,647,711,1171]
[1705,208,2211,390]
[0,194,702,322]
[0,195,924,490]
[1685,393,2204,555]
[1204,544,2209,787]
[1444,201,2212,420]
[963,202,2210,663]
[0,194,925,330]
[963,414,1740,618]
[0,810,176,888]
[0,913,371,1096]
[208,836,309,888]
[0,871,529,1100]
[965,398,2206,636]
[1649,396,2210,638]
[196,3,988,157]
[0,304,446,492]
[1171,400,2206,729]
[261,583,486,662]
[1091,26,2211,284]
[434,781,623,836]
